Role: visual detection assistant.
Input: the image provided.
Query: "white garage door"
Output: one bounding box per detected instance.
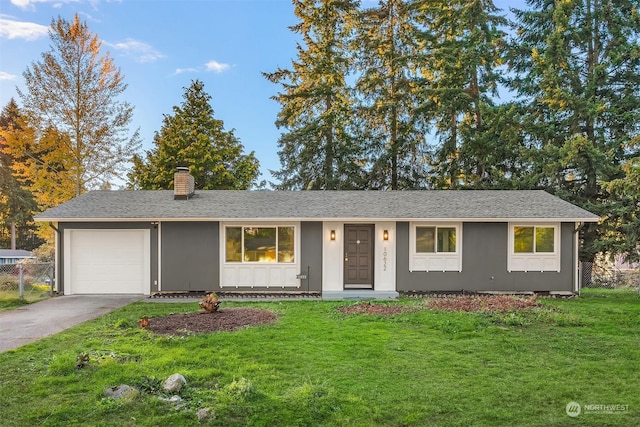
[64,229,150,295]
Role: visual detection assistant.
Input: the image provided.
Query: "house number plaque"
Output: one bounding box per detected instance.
[383,246,387,272]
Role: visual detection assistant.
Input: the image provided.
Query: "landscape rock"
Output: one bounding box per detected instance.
[158,395,185,409]
[104,384,138,400]
[197,407,215,422]
[163,373,187,392]
[158,395,183,403]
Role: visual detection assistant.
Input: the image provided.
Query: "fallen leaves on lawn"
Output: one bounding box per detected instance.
[337,301,408,316]
[425,295,541,312]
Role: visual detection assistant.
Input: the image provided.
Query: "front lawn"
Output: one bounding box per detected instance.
[0,291,638,426]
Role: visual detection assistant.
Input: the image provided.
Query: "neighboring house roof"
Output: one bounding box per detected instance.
[0,249,34,258]
[35,190,600,222]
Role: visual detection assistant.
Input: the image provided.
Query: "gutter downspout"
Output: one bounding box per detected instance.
[49,222,61,295]
[573,222,586,296]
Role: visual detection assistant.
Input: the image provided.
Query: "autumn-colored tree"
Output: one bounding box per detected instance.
[18,14,140,196]
[128,80,259,190]
[2,120,76,211]
[0,100,40,250]
[1,100,75,247]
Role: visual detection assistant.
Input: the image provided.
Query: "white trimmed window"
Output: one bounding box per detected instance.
[220,223,300,288]
[410,223,462,272]
[508,223,560,272]
[225,226,295,264]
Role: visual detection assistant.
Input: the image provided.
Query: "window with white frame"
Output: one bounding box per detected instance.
[508,223,560,272]
[225,226,295,263]
[410,223,462,272]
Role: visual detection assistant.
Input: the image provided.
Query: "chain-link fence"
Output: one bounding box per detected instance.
[581,260,640,291]
[0,262,55,300]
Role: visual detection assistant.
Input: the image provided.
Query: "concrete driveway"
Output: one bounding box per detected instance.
[0,295,142,353]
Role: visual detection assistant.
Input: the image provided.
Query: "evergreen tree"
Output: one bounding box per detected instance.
[509,0,640,260]
[604,140,640,262]
[265,0,363,190]
[0,100,40,250]
[354,0,428,190]
[417,0,508,188]
[128,80,260,190]
[18,14,140,195]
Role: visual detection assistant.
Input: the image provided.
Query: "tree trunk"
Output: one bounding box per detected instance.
[324,97,335,189]
[449,111,458,189]
[10,222,16,250]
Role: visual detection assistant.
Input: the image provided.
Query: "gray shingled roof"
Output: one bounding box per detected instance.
[35,190,599,222]
[0,249,34,258]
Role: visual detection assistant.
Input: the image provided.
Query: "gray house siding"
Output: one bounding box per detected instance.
[396,222,575,292]
[55,219,577,295]
[57,222,158,294]
[300,221,323,293]
[160,222,218,292]
[159,221,321,293]
[214,221,321,293]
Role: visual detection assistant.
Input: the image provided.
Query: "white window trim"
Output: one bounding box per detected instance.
[508,223,561,272]
[219,222,301,289]
[409,222,462,272]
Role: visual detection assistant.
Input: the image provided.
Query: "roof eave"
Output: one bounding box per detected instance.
[34,216,601,223]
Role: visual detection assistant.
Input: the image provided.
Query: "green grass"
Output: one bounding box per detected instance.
[0,291,638,426]
[0,284,51,312]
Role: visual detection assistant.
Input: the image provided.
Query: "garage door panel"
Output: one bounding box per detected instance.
[65,229,150,295]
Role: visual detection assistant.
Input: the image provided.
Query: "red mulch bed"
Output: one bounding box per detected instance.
[145,307,277,336]
[425,295,541,312]
[337,301,408,316]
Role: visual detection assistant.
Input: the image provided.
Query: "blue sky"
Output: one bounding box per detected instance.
[0,0,522,186]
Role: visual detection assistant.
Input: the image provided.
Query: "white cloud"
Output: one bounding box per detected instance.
[173,60,231,76]
[11,0,80,10]
[0,71,18,80]
[205,60,230,73]
[175,67,199,75]
[107,38,166,63]
[0,16,48,41]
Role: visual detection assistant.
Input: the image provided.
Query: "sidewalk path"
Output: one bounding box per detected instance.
[0,295,142,353]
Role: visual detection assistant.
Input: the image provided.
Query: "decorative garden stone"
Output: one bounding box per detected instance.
[163,373,186,392]
[104,384,138,400]
[197,407,215,422]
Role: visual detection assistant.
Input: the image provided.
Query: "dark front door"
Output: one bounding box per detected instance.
[344,224,374,289]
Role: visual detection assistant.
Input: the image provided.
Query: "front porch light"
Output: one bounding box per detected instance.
[383,230,389,240]
[330,230,336,241]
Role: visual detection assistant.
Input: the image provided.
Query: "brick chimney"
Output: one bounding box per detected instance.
[174,167,195,200]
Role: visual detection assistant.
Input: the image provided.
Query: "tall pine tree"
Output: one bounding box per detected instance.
[509,0,640,260]
[354,0,428,190]
[604,140,640,262]
[265,0,363,190]
[417,0,508,188]
[128,80,260,190]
